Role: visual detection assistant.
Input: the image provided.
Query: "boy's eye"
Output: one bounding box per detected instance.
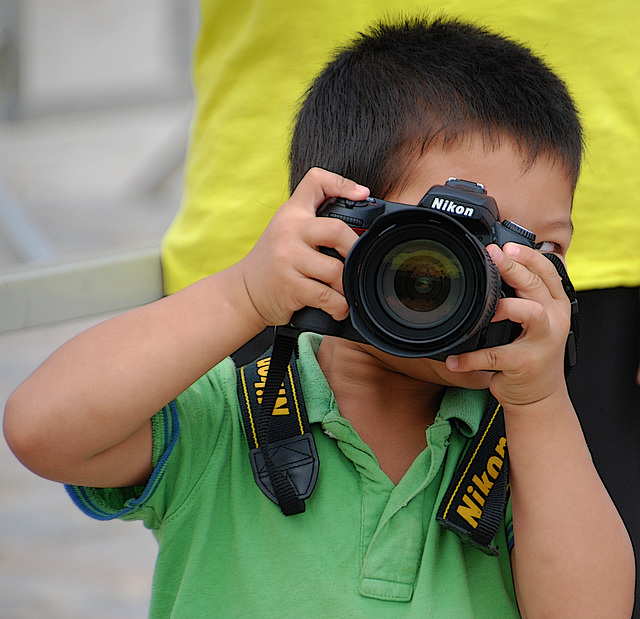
[534,240,561,254]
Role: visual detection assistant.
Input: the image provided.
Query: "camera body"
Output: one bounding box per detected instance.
[290,178,538,359]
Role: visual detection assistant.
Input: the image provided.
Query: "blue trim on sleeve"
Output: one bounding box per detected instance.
[64,401,181,521]
[506,520,514,553]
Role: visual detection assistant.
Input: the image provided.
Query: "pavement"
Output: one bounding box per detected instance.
[0,2,197,616]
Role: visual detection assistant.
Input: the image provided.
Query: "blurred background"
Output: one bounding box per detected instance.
[0,1,197,616]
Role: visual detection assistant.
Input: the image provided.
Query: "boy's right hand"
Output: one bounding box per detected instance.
[4,167,369,489]
[237,168,370,327]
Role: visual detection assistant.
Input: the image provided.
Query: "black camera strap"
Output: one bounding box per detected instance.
[236,325,318,516]
[435,397,508,555]
[544,252,580,373]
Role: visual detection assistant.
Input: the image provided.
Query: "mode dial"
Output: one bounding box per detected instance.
[501,220,536,244]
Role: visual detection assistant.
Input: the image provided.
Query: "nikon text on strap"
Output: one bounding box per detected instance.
[436,397,508,556]
[236,325,318,515]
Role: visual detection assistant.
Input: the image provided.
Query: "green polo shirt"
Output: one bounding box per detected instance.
[66,333,518,617]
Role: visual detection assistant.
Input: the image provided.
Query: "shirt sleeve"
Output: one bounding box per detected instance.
[65,357,238,529]
[64,400,180,527]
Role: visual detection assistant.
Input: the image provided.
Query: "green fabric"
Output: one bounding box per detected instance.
[67,333,518,617]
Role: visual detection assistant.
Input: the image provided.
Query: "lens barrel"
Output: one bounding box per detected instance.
[343,209,500,357]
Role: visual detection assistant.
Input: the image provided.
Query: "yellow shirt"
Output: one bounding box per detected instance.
[162,0,640,293]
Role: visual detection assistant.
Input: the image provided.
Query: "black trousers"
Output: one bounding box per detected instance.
[567,286,640,615]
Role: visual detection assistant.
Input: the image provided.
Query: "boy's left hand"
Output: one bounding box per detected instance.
[446,242,571,410]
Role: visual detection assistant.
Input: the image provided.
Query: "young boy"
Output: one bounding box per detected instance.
[4,15,634,618]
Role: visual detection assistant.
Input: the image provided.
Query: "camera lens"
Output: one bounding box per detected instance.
[343,208,499,357]
[378,240,465,327]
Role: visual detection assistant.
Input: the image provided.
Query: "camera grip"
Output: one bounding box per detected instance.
[289,306,366,344]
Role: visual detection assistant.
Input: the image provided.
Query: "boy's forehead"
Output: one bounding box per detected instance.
[388,137,574,229]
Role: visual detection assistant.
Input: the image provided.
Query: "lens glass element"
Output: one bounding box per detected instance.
[377,239,465,327]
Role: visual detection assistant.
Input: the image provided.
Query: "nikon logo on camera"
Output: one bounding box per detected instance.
[254,357,291,416]
[429,197,475,218]
[456,436,507,528]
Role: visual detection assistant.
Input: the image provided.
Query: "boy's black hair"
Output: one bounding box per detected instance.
[289,15,583,197]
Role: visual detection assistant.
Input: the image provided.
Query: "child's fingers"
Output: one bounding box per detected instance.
[292,167,370,214]
[293,275,350,321]
[294,243,347,295]
[444,246,572,408]
[490,297,550,336]
[303,216,360,260]
[242,169,368,326]
[448,298,548,373]
[489,243,566,302]
[446,346,502,374]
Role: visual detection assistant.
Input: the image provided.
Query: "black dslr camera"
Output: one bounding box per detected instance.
[290,178,538,359]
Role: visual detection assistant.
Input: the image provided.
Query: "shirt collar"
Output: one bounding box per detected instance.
[296,332,489,437]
